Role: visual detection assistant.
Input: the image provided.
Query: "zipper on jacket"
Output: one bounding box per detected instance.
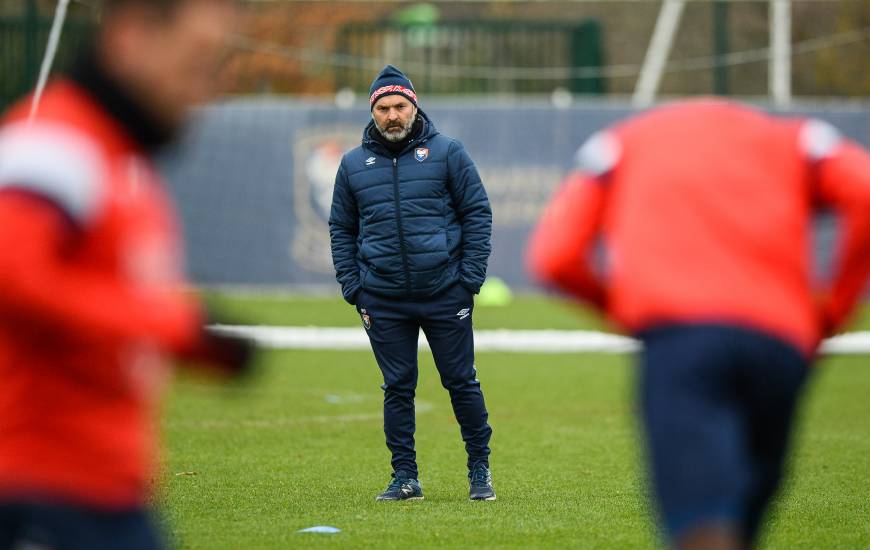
[391,157,413,295]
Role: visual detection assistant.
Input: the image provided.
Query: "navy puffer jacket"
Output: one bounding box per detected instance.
[329,110,492,304]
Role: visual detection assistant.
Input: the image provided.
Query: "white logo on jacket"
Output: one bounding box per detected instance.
[365,156,376,166]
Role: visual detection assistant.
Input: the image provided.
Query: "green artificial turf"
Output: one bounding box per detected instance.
[161,294,870,548]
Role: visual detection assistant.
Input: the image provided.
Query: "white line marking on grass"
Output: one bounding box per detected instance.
[210,325,870,355]
[210,325,638,353]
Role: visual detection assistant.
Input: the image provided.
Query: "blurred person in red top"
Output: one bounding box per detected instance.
[0,1,251,548]
[527,99,870,550]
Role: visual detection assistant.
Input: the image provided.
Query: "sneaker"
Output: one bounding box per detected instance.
[375,471,424,501]
[469,463,496,501]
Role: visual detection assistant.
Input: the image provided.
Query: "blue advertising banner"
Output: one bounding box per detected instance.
[162,99,870,290]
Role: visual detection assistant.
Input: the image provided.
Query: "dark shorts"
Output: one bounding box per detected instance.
[637,324,809,544]
[0,501,164,550]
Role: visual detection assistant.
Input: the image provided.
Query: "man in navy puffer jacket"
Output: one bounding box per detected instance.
[329,65,495,502]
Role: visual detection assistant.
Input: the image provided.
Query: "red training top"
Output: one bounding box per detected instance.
[0,81,203,509]
[527,99,870,355]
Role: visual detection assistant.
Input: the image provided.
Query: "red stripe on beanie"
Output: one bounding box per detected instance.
[370,85,418,106]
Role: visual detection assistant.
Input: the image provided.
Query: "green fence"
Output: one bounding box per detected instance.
[336,20,605,96]
[0,2,92,111]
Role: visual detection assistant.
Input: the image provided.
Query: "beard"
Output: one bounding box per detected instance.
[376,112,416,142]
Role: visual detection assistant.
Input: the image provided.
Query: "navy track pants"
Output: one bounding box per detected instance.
[356,283,492,479]
[637,323,809,545]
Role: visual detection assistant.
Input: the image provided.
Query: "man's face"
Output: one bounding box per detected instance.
[104,0,237,132]
[372,96,417,142]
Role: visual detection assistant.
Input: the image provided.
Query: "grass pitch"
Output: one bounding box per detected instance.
[161,294,870,549]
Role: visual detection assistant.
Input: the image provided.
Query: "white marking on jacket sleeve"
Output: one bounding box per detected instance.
[574,130,621,176]
[799,118,842,162]
[0,122,105,222]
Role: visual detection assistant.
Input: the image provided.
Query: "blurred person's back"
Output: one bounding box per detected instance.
[533,99,870,355]
[605,101,819,352]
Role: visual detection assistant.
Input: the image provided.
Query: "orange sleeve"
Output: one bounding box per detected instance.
[526,171,607,309]
[0,192,201,352]
[813,142,870,334]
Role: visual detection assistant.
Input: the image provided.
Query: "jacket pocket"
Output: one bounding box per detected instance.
[437,229,449,261]
[426,229,450,268]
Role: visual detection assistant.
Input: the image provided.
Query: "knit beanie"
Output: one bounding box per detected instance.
[369,65,418,110]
